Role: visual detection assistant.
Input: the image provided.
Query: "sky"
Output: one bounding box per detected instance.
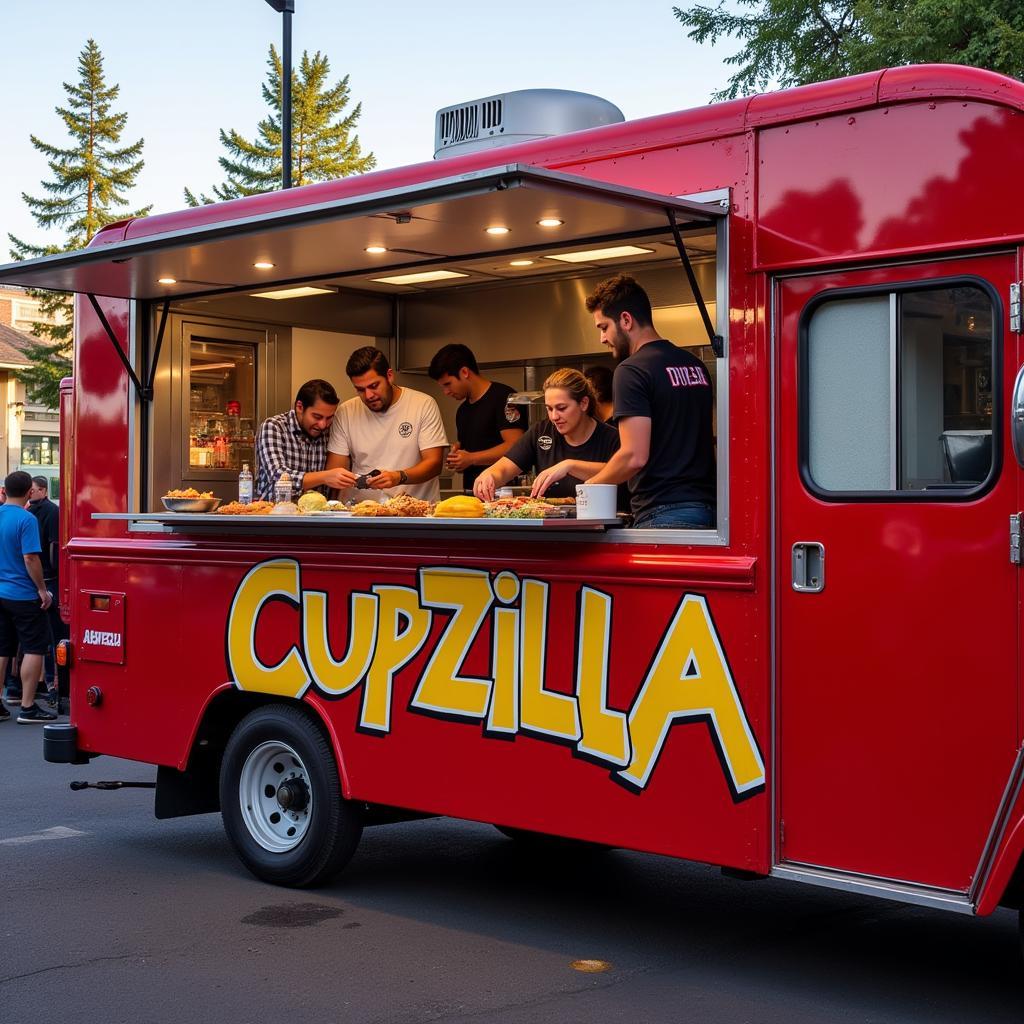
[0,0,738,252]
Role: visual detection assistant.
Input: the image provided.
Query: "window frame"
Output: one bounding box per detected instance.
[797,274,1003,503]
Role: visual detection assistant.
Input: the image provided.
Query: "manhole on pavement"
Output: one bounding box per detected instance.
[242,903,344,928]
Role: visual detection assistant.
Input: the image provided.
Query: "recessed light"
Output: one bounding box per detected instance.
[372,270,470,286]
[253,261,275,270]
[157,277,177,285]
[485,226,511,235]
[365,245,387,254]
[250,285,338,300]
[537,218,564,228]
[509,260,534,267]
[545,245,655,264]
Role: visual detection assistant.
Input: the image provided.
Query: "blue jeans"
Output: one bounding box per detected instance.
[633,501,715,530]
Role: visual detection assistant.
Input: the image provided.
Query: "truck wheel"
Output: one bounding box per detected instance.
[220,705,362,887]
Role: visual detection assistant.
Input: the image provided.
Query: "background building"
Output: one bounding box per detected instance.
[0,285,64,497]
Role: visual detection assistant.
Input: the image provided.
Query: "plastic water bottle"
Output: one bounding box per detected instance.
[238,463,253,505]
[274,471,292,505]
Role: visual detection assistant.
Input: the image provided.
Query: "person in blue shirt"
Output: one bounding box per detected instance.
[0,471,56,724]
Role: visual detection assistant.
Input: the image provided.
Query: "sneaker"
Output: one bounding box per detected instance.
[2,691,20,707]
[0,705,9,722]
[17,703,57,724]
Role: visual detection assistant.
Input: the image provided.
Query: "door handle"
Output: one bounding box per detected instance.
[792,542,825,593]
[1012,365,1024,468]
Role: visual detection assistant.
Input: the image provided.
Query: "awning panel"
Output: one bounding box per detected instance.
[0,164,723,301]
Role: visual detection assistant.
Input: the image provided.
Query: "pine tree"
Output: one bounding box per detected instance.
[8,39,150,407]
[185,46,375,205]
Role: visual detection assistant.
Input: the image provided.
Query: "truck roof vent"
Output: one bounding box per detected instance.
[434,89,624,160]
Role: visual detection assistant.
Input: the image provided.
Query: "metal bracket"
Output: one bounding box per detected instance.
[667,208,724,358]
[1011,513,1021,565]
[87,293,168,403]
[1011,283,1021,334]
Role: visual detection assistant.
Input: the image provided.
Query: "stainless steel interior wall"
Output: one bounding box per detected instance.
[397,260,716,370]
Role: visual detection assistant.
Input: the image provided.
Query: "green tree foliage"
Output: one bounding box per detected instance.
[673,0,1024,101]
[185,46,376,205]
[8,39,150,407]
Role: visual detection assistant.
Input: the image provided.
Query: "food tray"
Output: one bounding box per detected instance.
[161,497,222,513]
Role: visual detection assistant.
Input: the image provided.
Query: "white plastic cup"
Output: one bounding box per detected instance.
[576,483,616,519]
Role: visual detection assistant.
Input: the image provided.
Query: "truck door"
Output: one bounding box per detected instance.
[776,253,1019,893]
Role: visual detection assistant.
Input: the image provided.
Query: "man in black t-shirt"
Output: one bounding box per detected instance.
[584,275,716,529]
[429,343,525,493]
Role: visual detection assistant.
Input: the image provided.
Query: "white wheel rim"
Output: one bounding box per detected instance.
[238,740,313,853]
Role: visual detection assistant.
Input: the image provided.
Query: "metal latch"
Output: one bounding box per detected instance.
[1011,514,1022,565]
[1011,283,1022,334]
[792,542,825,592]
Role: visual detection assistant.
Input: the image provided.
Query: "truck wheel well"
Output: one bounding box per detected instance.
[155,690,327,820]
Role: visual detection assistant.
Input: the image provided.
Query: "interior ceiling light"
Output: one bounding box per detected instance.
[253,261,275,270]
[485,225,511,235]
[250,285,338,300]
[545,245,655,264]
[537,218,564,228]
[509,259,534,267]
[372,270,469,286]
[157,276,177,285]
[365,245,387,254]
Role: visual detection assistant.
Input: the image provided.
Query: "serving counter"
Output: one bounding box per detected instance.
[93,512,624,537]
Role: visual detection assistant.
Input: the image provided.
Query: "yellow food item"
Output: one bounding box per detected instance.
[433,495,485,518]
[297,491,328,513]
[164,488,215,499]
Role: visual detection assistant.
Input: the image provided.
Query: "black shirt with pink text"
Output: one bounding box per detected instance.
[613,339,716,516]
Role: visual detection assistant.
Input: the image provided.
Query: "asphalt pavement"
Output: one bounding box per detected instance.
[1,718,1022,1023]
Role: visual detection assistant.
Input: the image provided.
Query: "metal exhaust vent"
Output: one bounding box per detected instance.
[434,89,624,160]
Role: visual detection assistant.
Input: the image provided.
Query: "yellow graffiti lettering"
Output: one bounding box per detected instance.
[303,590,379,696]
[411,568,494,719]
[519,579,580,742]
[618,595,765,794]
[575,588,630,767]
[361,586,431,732]
[487,606,519,734]
[227,559,310,698]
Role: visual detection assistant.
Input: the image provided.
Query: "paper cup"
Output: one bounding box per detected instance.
[576,483,616,519]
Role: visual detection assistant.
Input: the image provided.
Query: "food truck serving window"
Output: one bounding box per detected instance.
[800,279,999,498]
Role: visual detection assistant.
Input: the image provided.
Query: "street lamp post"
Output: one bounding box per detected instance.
[265,0,295,189]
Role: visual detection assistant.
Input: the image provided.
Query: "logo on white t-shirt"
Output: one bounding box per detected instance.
[538,433,554,451]
[398,422,413,438]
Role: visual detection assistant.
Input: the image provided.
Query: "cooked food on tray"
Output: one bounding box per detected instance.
[215,500,275,516]
[485,498,565,519]
[385,494,433,518]
[352,500,391,517]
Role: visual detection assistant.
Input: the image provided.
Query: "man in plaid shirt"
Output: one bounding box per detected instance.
[255,379,359,500]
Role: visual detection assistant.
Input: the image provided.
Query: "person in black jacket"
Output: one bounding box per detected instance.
[28,476,62,701]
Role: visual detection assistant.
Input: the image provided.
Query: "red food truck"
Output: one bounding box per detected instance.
[3,63,1023,935]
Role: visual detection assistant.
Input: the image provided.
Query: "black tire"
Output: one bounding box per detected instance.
[493,824,611,853]
[220,704,362,887]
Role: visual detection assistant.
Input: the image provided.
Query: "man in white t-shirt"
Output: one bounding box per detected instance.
[326,347,448,503]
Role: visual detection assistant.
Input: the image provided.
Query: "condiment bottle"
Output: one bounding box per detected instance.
[274,471,292,505]
[238,463,253,505]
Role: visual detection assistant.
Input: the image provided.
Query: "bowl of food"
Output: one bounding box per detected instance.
[162,488,222,513]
